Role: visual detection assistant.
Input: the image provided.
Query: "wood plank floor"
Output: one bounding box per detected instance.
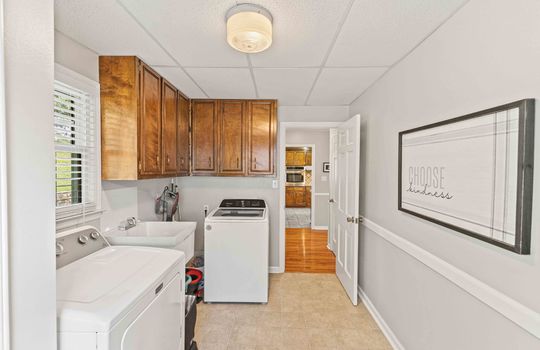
[285,228,336,273]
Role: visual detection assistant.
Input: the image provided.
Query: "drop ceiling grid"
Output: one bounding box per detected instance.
[54,0,470,106]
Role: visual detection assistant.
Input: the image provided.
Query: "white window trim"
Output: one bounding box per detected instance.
[54,63,102,225]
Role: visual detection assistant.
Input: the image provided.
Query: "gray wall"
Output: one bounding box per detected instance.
[6,0,57,348]
[350,0,540,348]
[286,129,330,227]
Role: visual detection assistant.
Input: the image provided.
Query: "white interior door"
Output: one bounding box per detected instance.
[328,128,338,253]
[333,114,361,305]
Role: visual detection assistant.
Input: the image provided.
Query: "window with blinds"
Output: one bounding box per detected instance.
[54,78,98,218]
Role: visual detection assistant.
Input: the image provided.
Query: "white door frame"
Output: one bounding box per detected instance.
[0,0,9,346]
[284,143,315,228]
[278,122,341,273]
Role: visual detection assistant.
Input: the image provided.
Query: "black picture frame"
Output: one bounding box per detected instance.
[322,162,330,173]
[398,99,535,254]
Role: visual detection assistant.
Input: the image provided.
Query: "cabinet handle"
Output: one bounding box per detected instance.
[254,157,257,170]
[236,157,239,168]
[208,157,212,167]
[156,155,159,164]
[180,157,184,164]
[167,155,170,164]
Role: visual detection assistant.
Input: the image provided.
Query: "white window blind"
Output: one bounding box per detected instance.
[54,77,98,219]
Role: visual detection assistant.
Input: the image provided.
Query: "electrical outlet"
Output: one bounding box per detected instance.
[203,205,209,212]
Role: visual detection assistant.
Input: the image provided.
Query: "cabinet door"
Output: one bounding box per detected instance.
[139,63,162,177]
[285,188,295,208]
[305,187,311,208]
[293,151,305,166]
[285,151,295,166]
[191,100,218,175]
[247,101,276,175]
[305,150,312,166]
[177,93,190,176]
[161,80,177,175]
[219,101,245,175]
[293,187,306,207]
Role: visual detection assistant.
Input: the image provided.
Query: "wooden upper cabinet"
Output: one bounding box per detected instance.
[247,100,276,175]
[191,100,218,175]
[161,79,177,175]
[177,93,190,176]
[139,63,162,177]
[100,56,139,180]
[219,101,245,176]
[100,56,189,180]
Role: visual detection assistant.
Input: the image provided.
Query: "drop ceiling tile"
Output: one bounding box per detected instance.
[153,67,207,98]
[327,0,467,66]
[308,68,387,105]
[118,0,248,67]
[248,0,352,67]
[54,0,175,66]
[185,68,256,99]
[254,68,318,106]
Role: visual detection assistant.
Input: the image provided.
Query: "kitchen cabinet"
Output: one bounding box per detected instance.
[305,150,312,166]
[247,100,277,175]
[286,186,310,208]
[100,56,190,179]
[285,149,312,167]
[191,100,218,175]
[177,92,190,176]
[192,99,276,177]
[161,79,177,175]
[138,63,162,177]
[305,187,311,208]
[218,100,246,176]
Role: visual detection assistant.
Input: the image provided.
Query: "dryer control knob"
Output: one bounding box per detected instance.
[89,231,100,240]
[78,235,89,245]
[56,242,64,256]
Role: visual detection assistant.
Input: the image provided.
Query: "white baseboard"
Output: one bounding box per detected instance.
[269,266,284,273]
[362,218,540,340]
[358,285,405,350]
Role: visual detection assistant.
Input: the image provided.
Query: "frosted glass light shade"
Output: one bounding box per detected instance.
[226,4,273,53]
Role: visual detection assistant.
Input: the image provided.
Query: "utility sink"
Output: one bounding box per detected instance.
[104,221,197,262]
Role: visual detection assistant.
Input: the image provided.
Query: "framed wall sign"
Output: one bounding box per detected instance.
[398,99,535,254]
[323,162,330,173]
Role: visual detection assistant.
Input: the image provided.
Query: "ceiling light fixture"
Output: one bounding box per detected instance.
[226,3,273,54]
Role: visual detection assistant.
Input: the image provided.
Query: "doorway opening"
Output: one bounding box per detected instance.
[283,129,335,273]
[279,117,362,305]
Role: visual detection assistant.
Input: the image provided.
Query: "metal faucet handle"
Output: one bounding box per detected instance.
[119,217,137,230]
[126,217,137,225]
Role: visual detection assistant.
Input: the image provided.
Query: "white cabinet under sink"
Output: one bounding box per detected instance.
[104,221,197,262]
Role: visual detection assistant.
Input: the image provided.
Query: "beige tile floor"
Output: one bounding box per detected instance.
[195,273,392,350]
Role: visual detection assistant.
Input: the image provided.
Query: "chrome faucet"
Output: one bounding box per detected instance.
[118,217,137,230]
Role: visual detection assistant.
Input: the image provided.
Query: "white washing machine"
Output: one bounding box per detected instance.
[56,226,185,350]
[204,199,269,303]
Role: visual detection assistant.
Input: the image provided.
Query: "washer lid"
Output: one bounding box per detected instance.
[56,246,184,333]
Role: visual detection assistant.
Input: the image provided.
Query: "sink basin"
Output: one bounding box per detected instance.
[104,221,197,261]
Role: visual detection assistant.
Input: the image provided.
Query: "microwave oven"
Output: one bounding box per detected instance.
[286,167,304,183]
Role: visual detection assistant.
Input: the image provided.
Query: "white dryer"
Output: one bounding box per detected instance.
[204,199,269,303]
[56,226,185,350]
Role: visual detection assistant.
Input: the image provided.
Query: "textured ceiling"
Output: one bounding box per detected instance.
[54,0,468,106]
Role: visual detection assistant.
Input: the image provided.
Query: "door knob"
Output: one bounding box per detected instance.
[346,216,354,223]
[329,199,335,203]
